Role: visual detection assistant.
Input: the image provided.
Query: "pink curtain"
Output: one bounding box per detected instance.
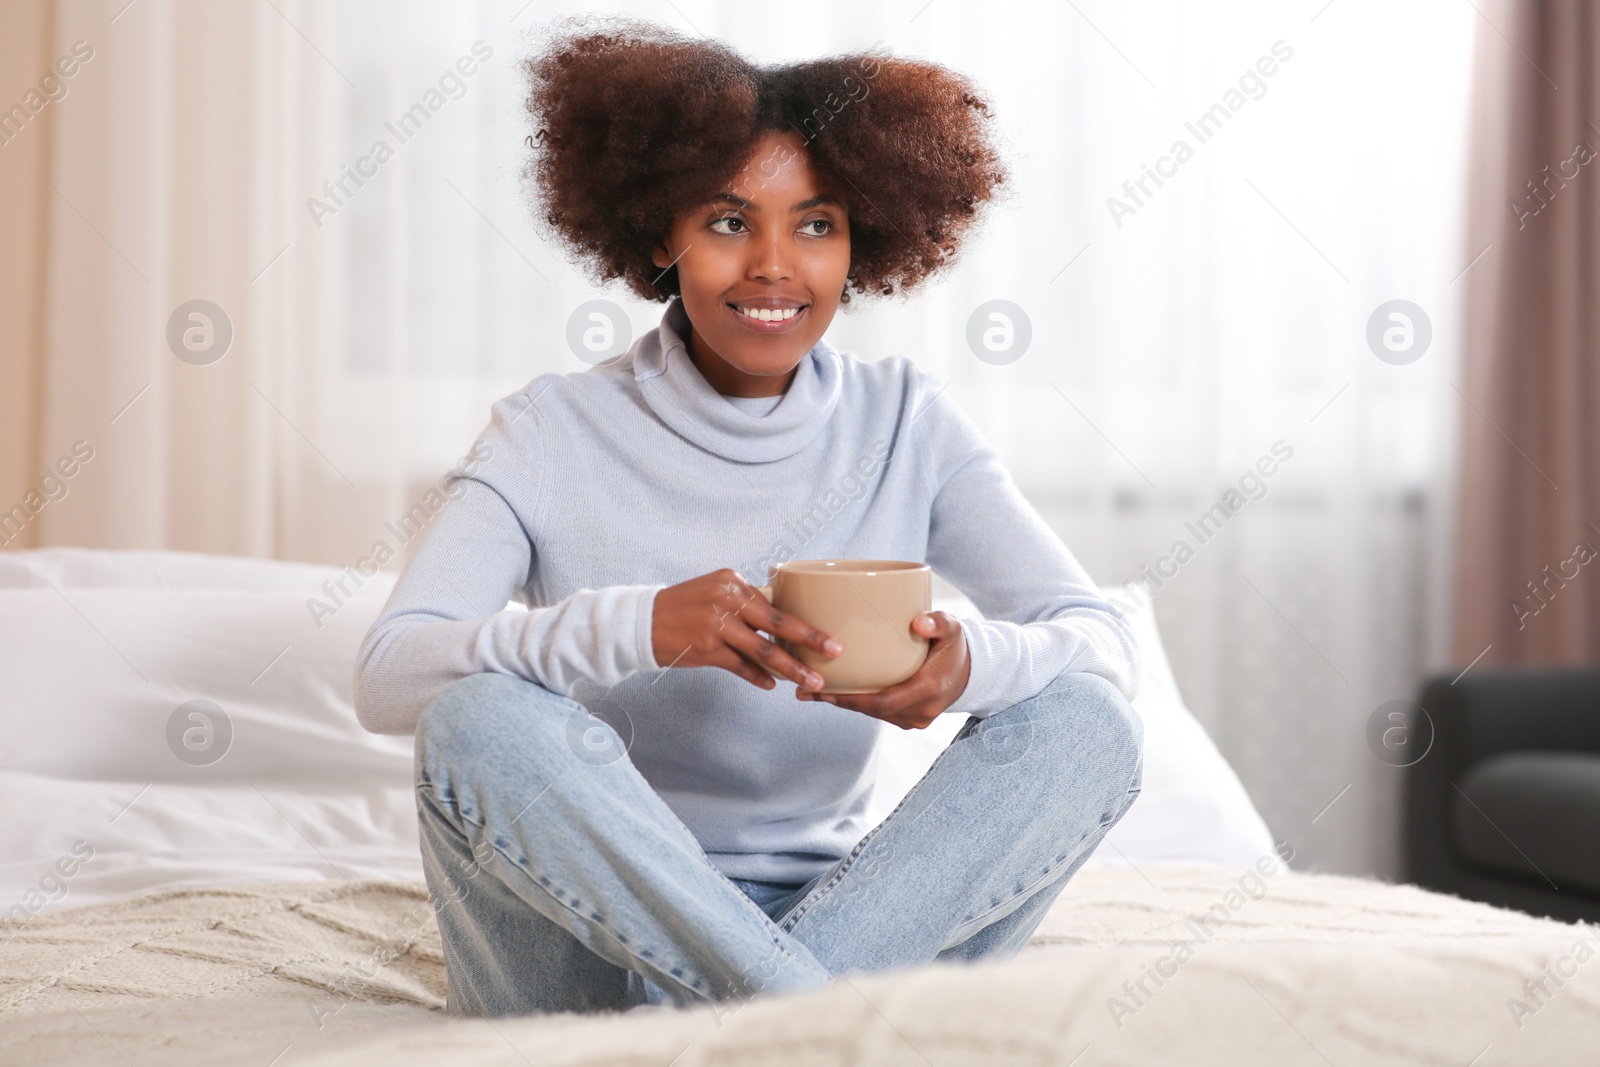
[1453,0,1600,666]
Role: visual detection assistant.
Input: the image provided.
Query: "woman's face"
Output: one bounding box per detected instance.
[652,131,851,397]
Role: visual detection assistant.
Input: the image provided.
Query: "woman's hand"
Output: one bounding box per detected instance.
[651,568,843,691]
[797,611,971,731]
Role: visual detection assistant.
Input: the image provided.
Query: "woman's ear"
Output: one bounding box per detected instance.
[651,241,673,269]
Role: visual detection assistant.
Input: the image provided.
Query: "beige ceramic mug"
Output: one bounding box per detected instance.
[757,559,932,693]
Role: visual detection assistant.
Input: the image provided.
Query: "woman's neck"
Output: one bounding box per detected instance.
[685,325,797,398]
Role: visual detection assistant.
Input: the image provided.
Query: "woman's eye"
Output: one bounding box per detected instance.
[710,216,745,235]
[801,218,833,236]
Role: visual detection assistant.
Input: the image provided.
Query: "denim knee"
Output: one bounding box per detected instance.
[1033,671,1145,775]
[415,672,575,784]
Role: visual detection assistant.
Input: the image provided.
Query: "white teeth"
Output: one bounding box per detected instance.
[738,306,799,322]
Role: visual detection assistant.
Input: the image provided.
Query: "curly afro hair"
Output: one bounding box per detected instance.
[523,18,1007,304]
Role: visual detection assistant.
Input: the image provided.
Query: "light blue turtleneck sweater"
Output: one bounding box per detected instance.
[354,298,1139,884]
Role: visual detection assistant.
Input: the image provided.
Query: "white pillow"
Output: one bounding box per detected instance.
[0,551,415,912]
[0,550,1277,916]
[0,545,356,591]
[869,586,1282,873]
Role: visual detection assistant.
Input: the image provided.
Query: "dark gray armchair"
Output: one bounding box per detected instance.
[1402,666,1600,924]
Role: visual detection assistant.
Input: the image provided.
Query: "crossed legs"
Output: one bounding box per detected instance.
[414,669,1144,1016]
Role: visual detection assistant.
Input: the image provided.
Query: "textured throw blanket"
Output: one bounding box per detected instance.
[4,867,1598,1066]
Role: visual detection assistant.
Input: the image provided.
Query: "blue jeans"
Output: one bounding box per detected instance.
[413,669,1144,1017]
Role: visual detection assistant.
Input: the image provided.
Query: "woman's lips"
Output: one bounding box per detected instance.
[727,302,809,335]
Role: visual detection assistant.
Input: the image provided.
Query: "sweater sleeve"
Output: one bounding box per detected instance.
[352,392,662,736]
[916,384,1140,719]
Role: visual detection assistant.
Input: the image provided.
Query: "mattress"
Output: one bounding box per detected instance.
[5,865,1597,1066]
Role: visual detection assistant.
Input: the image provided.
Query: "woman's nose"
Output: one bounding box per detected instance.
[747,231,793,282]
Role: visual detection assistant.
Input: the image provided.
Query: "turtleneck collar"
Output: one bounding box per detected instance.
[631,297,842,463]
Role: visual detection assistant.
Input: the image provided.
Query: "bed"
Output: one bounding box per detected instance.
[2,548,1596,1065]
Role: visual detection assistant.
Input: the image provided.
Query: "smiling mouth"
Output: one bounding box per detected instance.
[728,302,809,323]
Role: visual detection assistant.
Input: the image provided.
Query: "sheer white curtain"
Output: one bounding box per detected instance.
[41,0,346,556]
[319,0,1474,879]
[41,0,1475,878]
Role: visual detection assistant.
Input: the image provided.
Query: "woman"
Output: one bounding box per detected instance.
[355,19,1144,1017]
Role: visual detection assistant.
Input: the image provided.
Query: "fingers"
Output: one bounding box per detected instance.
[804,669,938,719]
[718,576,838,684]
[709,570,765,619]
[690,573,963,704]
[805,686,943,730]
[655,571,834,693]
[739,592,842,659]
[725,619,826,691]
[714,646,778,690]
[798,614,966,727]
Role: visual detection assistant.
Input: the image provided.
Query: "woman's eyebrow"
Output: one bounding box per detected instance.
[705,193,843,212]
[790,194,843,212]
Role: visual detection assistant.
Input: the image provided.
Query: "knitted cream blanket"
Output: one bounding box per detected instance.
[4,867,1597,1066]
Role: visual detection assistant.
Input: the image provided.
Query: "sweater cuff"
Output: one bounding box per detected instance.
[517,583,666,694]
[633,585,663,672]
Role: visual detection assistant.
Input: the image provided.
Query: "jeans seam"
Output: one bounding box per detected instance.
[418,781,720,997]
[420,772,812,1002]
[637,793,816,992]
[554,698,805,979]
[777,720,970,934]
[696,861,810,992]
[948,814,1102,941]
[777,836,867,934]
[944,773,1135,947]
